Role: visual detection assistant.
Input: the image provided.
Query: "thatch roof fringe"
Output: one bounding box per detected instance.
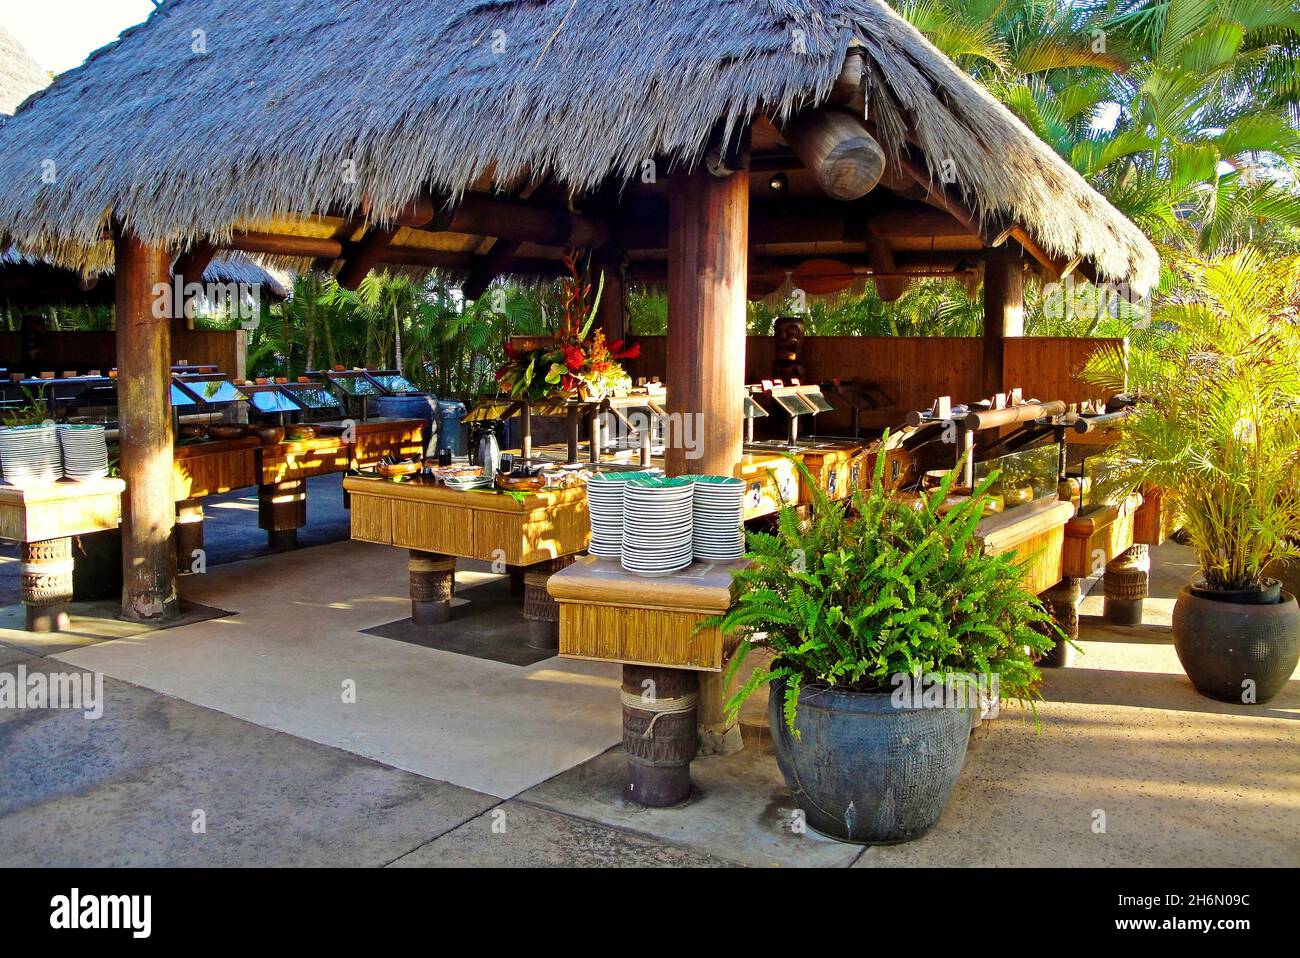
[0,0,1157,290]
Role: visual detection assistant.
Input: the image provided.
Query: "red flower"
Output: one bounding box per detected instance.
[503,341,517,360]
[563,344,586,372]
[610,339,640,360]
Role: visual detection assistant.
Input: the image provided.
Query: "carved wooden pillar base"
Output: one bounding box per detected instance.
[1104,545,1149,626]
[258,479,307,551]
[1039,577,1080,668]
[175,499,204,574]
[622,665,699,807]
[22,537,73,633]
[522,556,573,650]
[409,551,455,625]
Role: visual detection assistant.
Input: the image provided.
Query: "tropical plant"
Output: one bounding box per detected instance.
[1080,248,1300,590]
[707,448,1059,733]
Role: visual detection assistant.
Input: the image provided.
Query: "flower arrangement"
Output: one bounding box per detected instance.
[494,252,639,402]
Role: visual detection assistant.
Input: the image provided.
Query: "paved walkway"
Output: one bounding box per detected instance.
[1,526,1297,867]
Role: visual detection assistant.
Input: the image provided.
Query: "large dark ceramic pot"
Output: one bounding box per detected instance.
[768,676,971,844]
[1172,582,1300,704]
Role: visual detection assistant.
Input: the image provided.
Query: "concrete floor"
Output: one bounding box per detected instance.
[1,530,1297,867]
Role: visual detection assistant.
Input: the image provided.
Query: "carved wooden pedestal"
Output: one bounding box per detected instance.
[22,537,73,632]
[409,550,455,625]
[258,479,306,551]
[1104,544,1150,626]
[622,664,699,807]
[0,478,125,634]
[522,556,574,650]
[1039,577,1081,668]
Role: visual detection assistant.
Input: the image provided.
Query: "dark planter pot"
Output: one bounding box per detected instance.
[768,677,971,844]
[1172,585,1300,704]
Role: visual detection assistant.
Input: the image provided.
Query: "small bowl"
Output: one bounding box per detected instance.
[207,424,248,441]
[179,425,207,440]
[495,474,546,492]
[285,425,318,441]
[378,460,422,478]
[252,424,285,445]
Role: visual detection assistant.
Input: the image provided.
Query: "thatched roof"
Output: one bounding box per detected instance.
[0,0,1158,291]
[0,248,290,307]
[0,25,48,116]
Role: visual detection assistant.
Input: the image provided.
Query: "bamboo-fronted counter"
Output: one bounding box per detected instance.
[1062,493,1143,579]
[344,474,589,648]
[975,498,1074,596]
[0,478,125,632]
[548,554,748,807]
[256,417,424,549]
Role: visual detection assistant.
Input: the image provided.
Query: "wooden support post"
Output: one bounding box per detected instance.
[982,247,1024,399]
[115,231,180,622]
[622,664,699,807]
[1039,577,1080,668]
[22,537,74,633]
[1104,544,1149,626]
[409,550,455,625]
[697,645,744,756]
[258,478,306,550]
[175,499,204,574]
[519,403,532,460]
[665,164,749,477]
[522,555,574,650]
[597,257,627,344]
[566,406,581,464]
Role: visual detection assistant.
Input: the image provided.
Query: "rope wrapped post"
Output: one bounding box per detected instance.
[1104,545,1149,626]
[409,550,455,625]
[175,499,204,574]
[22,537,74,633]
[622,664,699,807]
[522,555,574,649]
[258,478,306,550]
[1039,577,1080,668]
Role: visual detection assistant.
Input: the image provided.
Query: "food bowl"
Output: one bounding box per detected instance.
[285,424,318,441]
[378,460,422,478]
[495,474,546,493]
[207,424,248,441]
[252,424,285,445]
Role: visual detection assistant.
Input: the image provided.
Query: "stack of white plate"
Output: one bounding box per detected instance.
[586,473,635,559]
[57,424,109,481]
[0,423,62,487]
[687,475,746,561]
[621,476,695,575]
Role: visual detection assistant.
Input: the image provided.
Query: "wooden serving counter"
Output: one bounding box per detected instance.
[344,474,589,648]
[0,477,125,632]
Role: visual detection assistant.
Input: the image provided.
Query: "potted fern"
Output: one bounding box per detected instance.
[1082,250,1300,704]
[710,452,1056,844]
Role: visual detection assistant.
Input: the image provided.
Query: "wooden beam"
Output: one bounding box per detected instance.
[866,238,908,302]
[114,230,179,622]
[218,232,344,259]
[781,108,885,201]
[461,239,523,301]
[982,246,1024,399]
[430,194,608,248]
[665,165,748,477]
[172,242,216,285]
[337,226,400,290]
